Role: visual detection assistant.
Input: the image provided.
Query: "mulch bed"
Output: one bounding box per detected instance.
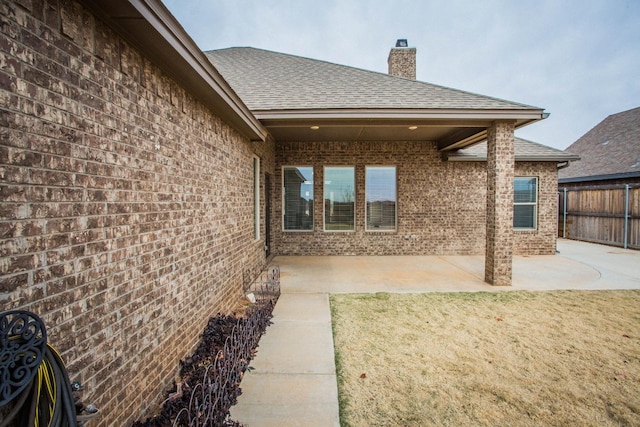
[132,297,277,427]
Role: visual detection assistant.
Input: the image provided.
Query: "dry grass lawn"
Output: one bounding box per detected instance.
[330,290,640,427]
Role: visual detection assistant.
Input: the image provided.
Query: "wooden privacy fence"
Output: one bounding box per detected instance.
[558,184,640,249]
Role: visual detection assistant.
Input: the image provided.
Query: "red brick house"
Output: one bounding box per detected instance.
[0,0,575,424]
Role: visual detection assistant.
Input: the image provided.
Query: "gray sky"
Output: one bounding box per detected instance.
[163,0,640,150]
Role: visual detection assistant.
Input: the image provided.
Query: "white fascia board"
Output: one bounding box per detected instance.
[254,108,546,122]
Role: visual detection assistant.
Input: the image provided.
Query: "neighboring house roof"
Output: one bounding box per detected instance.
[445,137,579,162]
[205,47,546,149]
[559,107,640,182]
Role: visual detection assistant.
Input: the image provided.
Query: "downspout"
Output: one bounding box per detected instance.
[557,161,570,240]
[563,188,567,239]
[624,184,630,249]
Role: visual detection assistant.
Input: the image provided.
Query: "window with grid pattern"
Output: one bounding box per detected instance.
[324,167,355,231]
[366,166,396,231]
[514,177,537,229]
[283,166,314,231]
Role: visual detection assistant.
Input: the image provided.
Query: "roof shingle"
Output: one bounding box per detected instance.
[447,137,579,162]
[559,107,640,179]
[205,47,541,112]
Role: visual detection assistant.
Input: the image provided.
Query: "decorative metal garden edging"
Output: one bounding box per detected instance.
[135,264,280,427]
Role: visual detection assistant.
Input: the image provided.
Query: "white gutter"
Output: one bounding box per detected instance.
[254,108,546,122]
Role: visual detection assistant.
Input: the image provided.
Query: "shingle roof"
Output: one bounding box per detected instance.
[559,107,640,179]
[204,47,541,112]
[446,137,579,162]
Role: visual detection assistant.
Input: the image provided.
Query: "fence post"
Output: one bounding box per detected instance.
[563,188,568,239]
[624,184,630,249]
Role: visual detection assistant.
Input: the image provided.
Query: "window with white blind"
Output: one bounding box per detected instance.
[283,166,314,231]
[324,166,355,231]
[514,177,537,229]
[366,166,397,231]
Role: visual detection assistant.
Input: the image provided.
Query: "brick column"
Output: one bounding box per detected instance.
[485,121,515,285]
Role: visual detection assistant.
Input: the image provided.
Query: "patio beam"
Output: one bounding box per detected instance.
[485,121,515,285]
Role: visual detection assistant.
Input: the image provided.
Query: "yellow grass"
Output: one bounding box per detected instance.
[330,290,640,427]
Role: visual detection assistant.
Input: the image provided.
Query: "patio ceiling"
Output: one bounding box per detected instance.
[257,109,545,150]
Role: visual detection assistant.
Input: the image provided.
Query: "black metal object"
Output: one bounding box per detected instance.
[172,299,277,426]
[0,310,47,408]
[173,264,280,426]
[134,264,281,426]
[243,264,280,301]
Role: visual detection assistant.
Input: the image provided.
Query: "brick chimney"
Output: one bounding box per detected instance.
[387,39,416,80]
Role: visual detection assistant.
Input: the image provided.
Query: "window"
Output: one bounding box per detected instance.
[253,156,260,240]
[366,166,397,231]
[283,166,314,231]
[324,166,355,231]
[514,177,537,229]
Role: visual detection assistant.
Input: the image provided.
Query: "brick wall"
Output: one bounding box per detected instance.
[0,1,272,424]
[273,140,557,257]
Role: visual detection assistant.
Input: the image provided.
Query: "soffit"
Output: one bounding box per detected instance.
[256,111,541,147]
[80,0,267,141]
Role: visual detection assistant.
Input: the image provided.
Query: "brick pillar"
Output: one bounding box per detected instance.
[485,121,515,285]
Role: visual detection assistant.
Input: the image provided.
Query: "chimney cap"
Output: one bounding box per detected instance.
[395,39,408,48]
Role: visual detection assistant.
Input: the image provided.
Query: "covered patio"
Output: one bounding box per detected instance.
[231,239,640,426]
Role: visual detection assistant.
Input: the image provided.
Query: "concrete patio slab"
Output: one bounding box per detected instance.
[280,255,490,294]
[231,239,639,426]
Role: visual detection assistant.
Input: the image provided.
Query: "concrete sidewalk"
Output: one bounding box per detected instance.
[230,293,339,426]
[230,239,640,426]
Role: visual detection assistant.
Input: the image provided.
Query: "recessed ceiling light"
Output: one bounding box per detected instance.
[310,125,320,130]
[408,126,418,130]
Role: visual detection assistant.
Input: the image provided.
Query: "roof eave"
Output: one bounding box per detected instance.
[446,154,581,163]
[255,108,545,149]
[80,0,267,142]
[254,108,546,122]
[559,171,640,184]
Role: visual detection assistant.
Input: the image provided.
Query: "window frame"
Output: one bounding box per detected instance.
[365,165,397,232]
[323,166,356,232]
[513,176,538,230]
[282,165,314,232]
